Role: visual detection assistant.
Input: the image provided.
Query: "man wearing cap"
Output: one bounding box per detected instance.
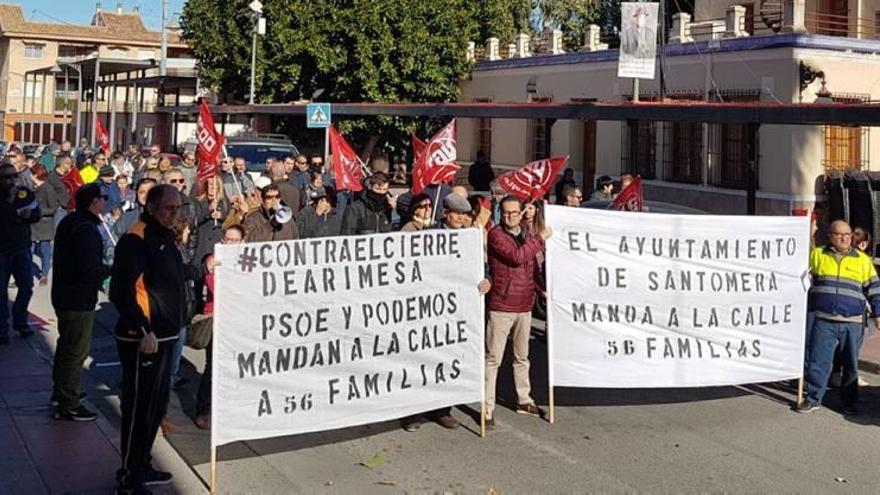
[242,184,299,242]
[297,186,342,239]
[0,162,40,345]
[341,171,395,235]
[621,5,656,59]
[402,192,491,431]
[51,183,111,421]
[97,162,122,214]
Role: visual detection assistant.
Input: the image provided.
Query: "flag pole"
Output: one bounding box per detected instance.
[100,217,117,247]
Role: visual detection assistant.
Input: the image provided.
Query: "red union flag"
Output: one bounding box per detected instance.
[411,120,460,195]
[611,175,644,212]
[95,118,110,153]
[412,135,426,162]
[329,125,364,192]
[197,99,225,181]
[498,156,568,202]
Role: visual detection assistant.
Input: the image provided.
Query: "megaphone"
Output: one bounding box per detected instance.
[273,205,293,225]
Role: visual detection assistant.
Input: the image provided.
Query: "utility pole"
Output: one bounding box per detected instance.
[249,25,257,105]
[658,0,666,100]
[160,0,168,76]
[248,1,265,106]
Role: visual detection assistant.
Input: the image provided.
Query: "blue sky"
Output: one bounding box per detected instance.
[20,0,186,30]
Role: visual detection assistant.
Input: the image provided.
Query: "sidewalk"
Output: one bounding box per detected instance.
[859,329,880,374]
[0,286,206,495]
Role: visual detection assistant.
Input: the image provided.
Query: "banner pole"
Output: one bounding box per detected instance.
[796,375,804,406]
[549,387,555,424]
[480,402,486,438]
[210,445,217,495]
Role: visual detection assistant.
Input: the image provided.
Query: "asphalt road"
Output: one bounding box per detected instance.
[27,285,880,494]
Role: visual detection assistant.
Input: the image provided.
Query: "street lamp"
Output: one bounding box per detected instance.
[248,0,265,105]
[48,64,63,144]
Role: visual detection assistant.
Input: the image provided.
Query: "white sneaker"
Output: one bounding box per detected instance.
[858,375,869,386]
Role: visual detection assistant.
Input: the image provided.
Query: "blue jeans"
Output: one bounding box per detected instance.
[170,326,188,382]
[805,318,862,406]
[32,240,53,278]
[0,249,35,336]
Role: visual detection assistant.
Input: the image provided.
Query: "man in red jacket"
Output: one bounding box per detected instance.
[484,195,551,429]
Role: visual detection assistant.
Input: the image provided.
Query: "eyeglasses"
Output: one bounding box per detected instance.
[264,194,280,199]
[168,179,185,184]
[416,203,432,209]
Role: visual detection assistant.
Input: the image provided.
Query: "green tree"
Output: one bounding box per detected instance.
[181,0,482,152]
[477,0,532,45]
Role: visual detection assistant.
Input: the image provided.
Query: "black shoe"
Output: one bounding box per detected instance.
[795,401,820,414]
[141,466,173,486]
[842,403,859,416]
[50,391,87,407]
[54,405,98,422]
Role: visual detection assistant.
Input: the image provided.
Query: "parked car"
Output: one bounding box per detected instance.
[224,135,300,182]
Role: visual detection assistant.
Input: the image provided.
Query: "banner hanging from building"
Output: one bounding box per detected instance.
[617,2,659,79]
[212,230,485,447]
[546,206,810,388]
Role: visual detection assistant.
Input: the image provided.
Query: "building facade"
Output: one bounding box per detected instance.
[457,0,880,215]
[0,2,191,145]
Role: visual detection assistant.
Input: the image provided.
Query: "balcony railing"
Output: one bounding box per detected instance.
[804,12,877,38]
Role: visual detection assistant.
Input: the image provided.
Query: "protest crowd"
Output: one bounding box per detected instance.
[0,112,878,493]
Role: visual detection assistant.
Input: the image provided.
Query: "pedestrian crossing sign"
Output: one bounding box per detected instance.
[306,103,331,128]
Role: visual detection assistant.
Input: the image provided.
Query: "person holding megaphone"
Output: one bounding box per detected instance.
[242,183,299,242]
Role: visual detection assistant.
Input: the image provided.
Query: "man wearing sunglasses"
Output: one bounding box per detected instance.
[242,184,299,242]
[0,162,41,345]
[51,184,110,420]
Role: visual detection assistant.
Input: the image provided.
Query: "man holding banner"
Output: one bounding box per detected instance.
[484,195,551,428]
[799,220,880,415]
[402,193,491,432]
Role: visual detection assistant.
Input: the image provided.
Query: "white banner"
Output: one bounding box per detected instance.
[212,230,485,446]
[546,206,810,388]
[618,2,659,80]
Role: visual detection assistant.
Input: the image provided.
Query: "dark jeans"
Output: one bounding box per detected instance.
[52,310,95,410]
[805,319,862,406]
[196,342,212,416]
[32,240,52,278]
[117,339,173,484]
[0,249,34,336]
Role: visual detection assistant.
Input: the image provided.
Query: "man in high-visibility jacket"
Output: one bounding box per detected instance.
[798,220,880,415]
